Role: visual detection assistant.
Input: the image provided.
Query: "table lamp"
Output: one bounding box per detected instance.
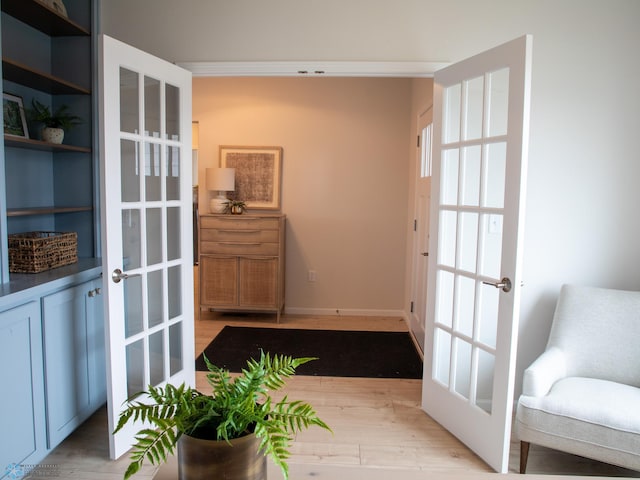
[206,167,235,213]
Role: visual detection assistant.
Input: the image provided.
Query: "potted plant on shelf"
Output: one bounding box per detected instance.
[115,351,331,480]
[223,199,247,215]
[28,99,82,144]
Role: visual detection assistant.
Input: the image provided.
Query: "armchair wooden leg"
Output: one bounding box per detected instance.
[520,441,530,474]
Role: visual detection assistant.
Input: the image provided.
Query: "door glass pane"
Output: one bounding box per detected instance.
[483,142,507,208]
[454,339,472,399]
[167,207,180,261]
[145,142,161,201]
[463,76,484,141]
[420,124,432,177]
[455,275,475,337]
[168,265,182,320]
[122,209,141,270]
[459,212,478,273]
[120,68,139,134]
[443,84,461,143]
[121,140,140,202]
[166,83,180,140]
[487,68,509,137]
[169,322,183,376]
[438,210,457,268]
[478,283,499,348]
[441,149,459,205]
[479,213,503,279]
[477,349,495,414]
[433,327,451,387]
[126,339,144,398]
[166,146,180,201]
[124,276,143,338]
[145,76,161,138]
[460,145,481,207]
[146,208,162,266]
[149,330,165,386]
[435,270,454,328]
[147,269,163,328]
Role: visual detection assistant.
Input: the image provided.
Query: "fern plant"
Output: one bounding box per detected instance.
[28,99,82,130]
[114,351,331,480]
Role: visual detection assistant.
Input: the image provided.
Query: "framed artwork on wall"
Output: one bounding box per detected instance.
[220,145,283,210]
[3,93,29,139]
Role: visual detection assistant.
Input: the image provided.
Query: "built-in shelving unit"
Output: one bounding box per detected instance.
[2,58,91,95]
[7,206,93,217]
[4,135,91,152]
[0,0,90,36]
[0,1,102,471]
[1,0,97,273]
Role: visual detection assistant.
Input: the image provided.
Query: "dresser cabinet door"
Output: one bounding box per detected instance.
[239,257,278,307]
[201,255,238,306]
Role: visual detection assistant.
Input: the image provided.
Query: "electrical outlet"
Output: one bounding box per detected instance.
[308,270,317,282]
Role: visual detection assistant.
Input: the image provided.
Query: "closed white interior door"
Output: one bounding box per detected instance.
[99,35,194,459]
[410,107,433,352]
[421,35,532,472]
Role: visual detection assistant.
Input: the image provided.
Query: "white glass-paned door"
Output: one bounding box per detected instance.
[99,35,194,460]
[422,35,532,473]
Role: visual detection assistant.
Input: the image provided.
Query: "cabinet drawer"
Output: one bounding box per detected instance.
[200,241,279,256]
[201,216,280,231]
[200,228,279,244]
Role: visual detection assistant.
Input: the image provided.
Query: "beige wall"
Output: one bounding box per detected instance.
[194,77,420,314]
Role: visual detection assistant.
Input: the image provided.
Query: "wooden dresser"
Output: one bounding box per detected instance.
[199,214,286,322]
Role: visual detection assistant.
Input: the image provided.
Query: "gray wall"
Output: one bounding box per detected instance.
[100,0,640,396]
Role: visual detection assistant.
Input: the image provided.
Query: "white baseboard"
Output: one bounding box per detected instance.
[284,307,408,319]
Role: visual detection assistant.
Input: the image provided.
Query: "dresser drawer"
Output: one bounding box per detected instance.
[200,228,279,244]
[201,241,279,256]
[201,216,280,231]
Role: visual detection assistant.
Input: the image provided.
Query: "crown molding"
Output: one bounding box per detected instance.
[175,61,448,78]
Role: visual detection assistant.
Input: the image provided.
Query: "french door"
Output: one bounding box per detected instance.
[421,35,532,472]
[99,35,195,459]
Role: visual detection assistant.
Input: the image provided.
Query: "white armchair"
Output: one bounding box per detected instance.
[515,284,640,473]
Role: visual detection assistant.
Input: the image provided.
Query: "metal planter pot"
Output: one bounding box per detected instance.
[177,432,267,480]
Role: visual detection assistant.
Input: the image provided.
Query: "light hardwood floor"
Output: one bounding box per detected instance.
[32,296,640,479]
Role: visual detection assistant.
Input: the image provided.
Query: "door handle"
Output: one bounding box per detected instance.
[111,268,141,284]
[421,252,429,257]
[482,277,512,293]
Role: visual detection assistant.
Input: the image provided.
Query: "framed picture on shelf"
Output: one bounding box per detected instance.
[3,93,29,139]
[220,145,283,210]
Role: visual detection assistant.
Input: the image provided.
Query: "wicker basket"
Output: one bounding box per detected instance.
[8,231,78,273]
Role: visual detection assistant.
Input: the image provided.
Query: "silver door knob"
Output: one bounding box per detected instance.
[111,268,141,284]
[482,277,512,293]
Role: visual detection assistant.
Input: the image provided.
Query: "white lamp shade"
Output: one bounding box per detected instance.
[206,167,235,192]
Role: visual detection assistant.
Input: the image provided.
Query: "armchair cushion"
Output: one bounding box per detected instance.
[517,377,640,469]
